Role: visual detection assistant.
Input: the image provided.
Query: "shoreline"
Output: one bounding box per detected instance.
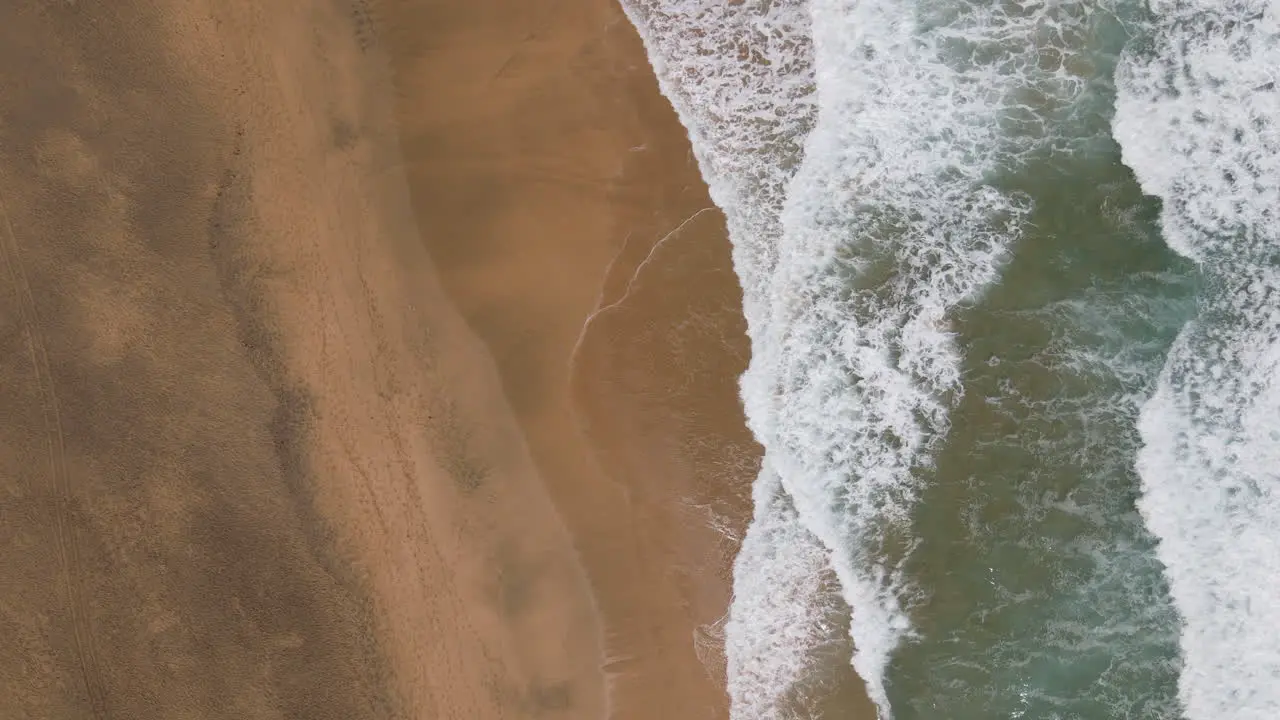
[374,0,760,716]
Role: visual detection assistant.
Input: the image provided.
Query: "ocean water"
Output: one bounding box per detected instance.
[621,1,1277,718]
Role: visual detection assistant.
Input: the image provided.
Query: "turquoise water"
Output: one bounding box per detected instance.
[622,0,1279,717]
[885,11,1200,714]
[888,142,1195,719]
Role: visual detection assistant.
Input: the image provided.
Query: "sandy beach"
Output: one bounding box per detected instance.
[376,0,762,716]
[1,0,758,718]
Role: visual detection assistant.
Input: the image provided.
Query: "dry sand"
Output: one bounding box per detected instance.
[0,0,768,719]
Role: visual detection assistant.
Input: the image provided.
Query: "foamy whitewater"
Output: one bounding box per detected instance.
[622,0,1278,718]
[1114,3,1280,719]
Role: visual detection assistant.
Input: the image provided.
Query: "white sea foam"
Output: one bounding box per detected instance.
[622,0,1116,717]
[724,461,845,719]
[1113,3,1280,718]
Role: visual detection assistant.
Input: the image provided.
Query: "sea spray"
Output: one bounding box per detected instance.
[1114,3,1280,717]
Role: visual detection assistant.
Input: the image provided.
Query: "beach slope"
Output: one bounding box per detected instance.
[0,1,603,717]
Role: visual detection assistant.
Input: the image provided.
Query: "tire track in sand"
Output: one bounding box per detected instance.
[0,197,109,718]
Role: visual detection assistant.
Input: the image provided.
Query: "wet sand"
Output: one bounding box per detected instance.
[375,0,761,716]
[1,0,760,718]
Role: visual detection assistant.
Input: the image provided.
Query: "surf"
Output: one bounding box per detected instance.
[621,1,1144,717]
[1113,3,1280,718]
